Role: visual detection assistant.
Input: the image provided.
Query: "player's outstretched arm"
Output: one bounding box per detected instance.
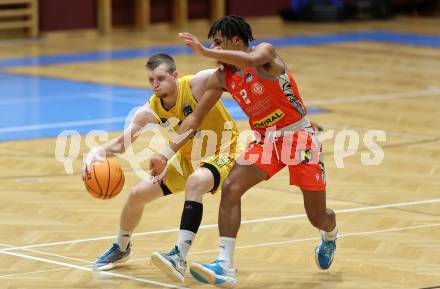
[82,104,157,177]
[179,32,275,68]
[103,104,157,155]
[149,70,224,178]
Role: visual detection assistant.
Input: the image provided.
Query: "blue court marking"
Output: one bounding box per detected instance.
[0,73,148,141]
[0,31,439,69]
[260,31,440,48]
[0,45,192,69]
[367,31,440,47]
[0,73,324,141]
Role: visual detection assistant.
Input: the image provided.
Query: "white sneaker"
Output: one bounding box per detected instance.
[151,246,187,283]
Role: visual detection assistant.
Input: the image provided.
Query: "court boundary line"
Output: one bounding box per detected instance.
[0,243,91,263]
[1,222,439,280]
[0,249,188,288]
[0,267,71,279]
[1,197,439,252]
[0,92,147,106]
[0,117,126,133]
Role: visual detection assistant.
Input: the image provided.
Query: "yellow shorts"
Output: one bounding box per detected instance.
[163,152,235,195]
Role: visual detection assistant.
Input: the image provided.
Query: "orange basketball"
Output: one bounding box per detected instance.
[84,159,125,199]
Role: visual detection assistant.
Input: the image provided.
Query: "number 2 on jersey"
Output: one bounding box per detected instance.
[239,89,251,104]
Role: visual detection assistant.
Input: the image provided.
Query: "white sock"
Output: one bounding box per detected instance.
[320,225,338,241]
[177,230,196,260]
[218,236,236,269]
[116,229,132,251]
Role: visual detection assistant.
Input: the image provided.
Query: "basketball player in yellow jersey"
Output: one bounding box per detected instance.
[82,53,238,282]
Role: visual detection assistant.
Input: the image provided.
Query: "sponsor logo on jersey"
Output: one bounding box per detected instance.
[251,82,264,95]
[183,103,193,116]
[252,109,285,128]
[248,96,271,115]
[245,72,253,83]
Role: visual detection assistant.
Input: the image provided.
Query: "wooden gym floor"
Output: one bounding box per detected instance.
[0,16,439,289]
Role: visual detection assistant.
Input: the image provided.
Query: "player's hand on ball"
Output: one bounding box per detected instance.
[82,147,105,179]
[149,153,168,183]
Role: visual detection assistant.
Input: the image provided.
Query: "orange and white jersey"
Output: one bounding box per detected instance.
[223,64,308,136]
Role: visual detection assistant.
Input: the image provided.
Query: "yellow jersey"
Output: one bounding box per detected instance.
[148,75,239,162]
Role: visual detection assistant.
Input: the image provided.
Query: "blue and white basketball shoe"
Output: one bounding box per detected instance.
[151,246,187,283]
[315,235,337,270]
[190,259,237,288]
[93,243,132,271]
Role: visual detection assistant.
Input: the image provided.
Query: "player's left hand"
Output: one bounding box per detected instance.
[178,32,206,55]
[81,147,105,180]
[149,153,168,183]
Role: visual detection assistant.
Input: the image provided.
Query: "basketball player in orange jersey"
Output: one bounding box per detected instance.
[81,53,239,283]
[149,15,338,288]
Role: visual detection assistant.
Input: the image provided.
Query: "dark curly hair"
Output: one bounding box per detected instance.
[208,15,254,47]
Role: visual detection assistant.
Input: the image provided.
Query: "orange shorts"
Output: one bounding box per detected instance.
[239,130,326,191]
